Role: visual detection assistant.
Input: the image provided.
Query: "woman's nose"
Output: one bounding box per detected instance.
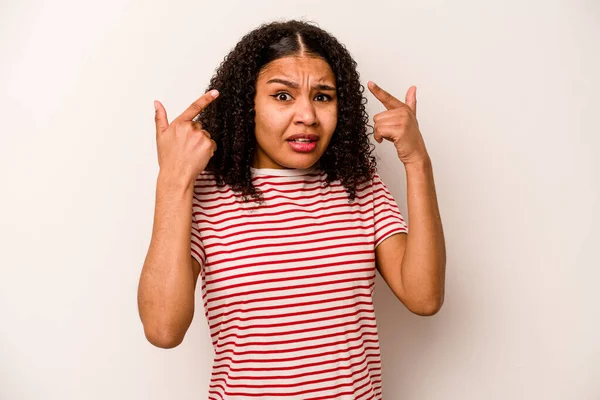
[294,97,317,126]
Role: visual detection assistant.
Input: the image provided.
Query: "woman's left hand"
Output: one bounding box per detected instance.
[367,81,429,165]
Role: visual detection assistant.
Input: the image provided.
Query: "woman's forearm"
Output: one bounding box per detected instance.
[137,173,197,348]
[401,156,447,313]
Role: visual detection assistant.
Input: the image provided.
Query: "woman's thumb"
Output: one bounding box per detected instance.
[154,100,169,136]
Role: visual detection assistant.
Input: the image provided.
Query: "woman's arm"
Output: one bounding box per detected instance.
[137,173,200,348]
[375,157,446,315]
[368,82,446,315]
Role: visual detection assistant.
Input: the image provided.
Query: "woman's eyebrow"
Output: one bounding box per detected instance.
[266,78,336,91]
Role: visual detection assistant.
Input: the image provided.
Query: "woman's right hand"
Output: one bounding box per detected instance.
[153,90,219,186]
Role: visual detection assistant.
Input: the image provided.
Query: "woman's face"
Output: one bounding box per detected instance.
[252,55,338,169]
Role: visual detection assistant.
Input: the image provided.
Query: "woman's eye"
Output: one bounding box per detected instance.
[271,93,332,102]
[315,94,332,102]
[273,93,292,101]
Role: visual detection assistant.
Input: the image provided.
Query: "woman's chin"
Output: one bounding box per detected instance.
[272,157,318,170]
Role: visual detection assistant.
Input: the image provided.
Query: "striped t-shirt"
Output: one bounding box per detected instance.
[190,164,408,400]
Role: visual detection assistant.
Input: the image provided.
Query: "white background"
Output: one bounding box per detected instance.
[1,0,599,399]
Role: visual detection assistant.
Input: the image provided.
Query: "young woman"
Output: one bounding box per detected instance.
[138,20,446,400]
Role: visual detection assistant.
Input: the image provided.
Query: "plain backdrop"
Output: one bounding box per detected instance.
[1,0,599,399]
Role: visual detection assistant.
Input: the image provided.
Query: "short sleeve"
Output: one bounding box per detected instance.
[373,173,408,249]
[190,207,206,268]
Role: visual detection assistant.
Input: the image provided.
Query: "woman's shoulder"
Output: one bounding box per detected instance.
[192,170,226,198]
[194,170,217,185]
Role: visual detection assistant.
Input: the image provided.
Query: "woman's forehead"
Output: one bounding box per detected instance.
[258,56,335,83]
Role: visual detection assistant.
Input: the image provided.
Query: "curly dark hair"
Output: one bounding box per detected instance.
[197,19,378,205]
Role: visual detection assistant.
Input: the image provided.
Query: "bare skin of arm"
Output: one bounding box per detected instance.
[137,176,202,349]
[137,90,218,349]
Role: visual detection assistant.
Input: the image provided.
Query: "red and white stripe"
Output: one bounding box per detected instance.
[191,165,408,399]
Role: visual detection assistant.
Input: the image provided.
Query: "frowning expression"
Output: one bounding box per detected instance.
[252,55,338,169]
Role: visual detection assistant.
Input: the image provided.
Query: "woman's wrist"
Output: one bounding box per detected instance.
[157,170,195,194]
